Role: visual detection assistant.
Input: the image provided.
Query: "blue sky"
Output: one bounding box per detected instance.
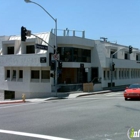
[1,0,140,48]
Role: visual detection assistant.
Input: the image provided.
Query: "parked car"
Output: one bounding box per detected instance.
[124,83,140,100]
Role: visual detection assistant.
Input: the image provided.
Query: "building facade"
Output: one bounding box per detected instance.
[0,30,140,100]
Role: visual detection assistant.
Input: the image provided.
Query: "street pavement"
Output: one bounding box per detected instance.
[0,91,139,140]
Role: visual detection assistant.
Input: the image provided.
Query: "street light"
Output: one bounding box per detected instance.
[24,0,57,54]
[24,0,58,95]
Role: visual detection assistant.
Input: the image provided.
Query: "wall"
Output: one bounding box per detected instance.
[13,91,53,99]
[94,41,106,67]
[0,90,4,100]
[0,67,51,92]
[0,54,48,67]
[93,41,106,85]
[0,36,9,50]
[57,36,94,48]
[106,58,140,68]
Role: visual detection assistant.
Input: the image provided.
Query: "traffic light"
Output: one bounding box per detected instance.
[51,60,56,70]
[112,62,115,71]
[129,45,133,54]
[58,61,62,69]
[21,26,27,41]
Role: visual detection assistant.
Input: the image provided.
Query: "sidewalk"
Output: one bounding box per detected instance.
[0,90,111,104]
[67,90,111,98]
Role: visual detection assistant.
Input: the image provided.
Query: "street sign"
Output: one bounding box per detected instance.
[53,54,59,60]
[35,44,48,50]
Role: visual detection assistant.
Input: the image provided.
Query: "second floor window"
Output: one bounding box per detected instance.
[136,55,139,61]
[7,47,14,54]
[19,70,23,79]
[58,47,91,62]
[110,50,117,58]
[12,70,16,79]
[125,53,128,59]
[7,70,10,78]
[26,45,35,54]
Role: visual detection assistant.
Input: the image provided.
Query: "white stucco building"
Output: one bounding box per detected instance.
[0,30,140,100]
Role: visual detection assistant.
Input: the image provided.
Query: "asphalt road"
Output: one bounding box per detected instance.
[0,91,140,140]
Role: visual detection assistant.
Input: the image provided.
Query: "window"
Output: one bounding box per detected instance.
[110,50,117,58]
[41,70,50,79]
[26,45,35,54]
[7,47,14,54]
[12,70,16,79]
[19,70,23,78]
[31,70,39,79]
[125,53,128,59]
[58,47,91,62]
[103,70,106,80]
[7,70,10,78]
[136,55,139,61]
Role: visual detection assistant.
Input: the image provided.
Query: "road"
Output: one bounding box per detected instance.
[0,91,140,140]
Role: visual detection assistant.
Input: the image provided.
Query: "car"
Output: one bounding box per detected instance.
[124,83,140,100]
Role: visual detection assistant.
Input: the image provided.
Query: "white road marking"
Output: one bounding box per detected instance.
[0,129,73,140]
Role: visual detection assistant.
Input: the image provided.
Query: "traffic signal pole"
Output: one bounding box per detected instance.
[110,48,125,90]
[24,0,58,97]
[110,56,113,90]
[110,46,133,90]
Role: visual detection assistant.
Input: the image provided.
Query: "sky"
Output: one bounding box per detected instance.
[1,0,140,48]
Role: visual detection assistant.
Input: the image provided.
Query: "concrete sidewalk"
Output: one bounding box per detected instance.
[67,90,111,98]
[0,90,111,104]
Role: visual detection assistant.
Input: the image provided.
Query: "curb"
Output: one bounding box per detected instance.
[76,90,111,97]
[0,101,25,105]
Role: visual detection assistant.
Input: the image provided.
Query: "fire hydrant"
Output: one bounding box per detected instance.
[22,94,26,102]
